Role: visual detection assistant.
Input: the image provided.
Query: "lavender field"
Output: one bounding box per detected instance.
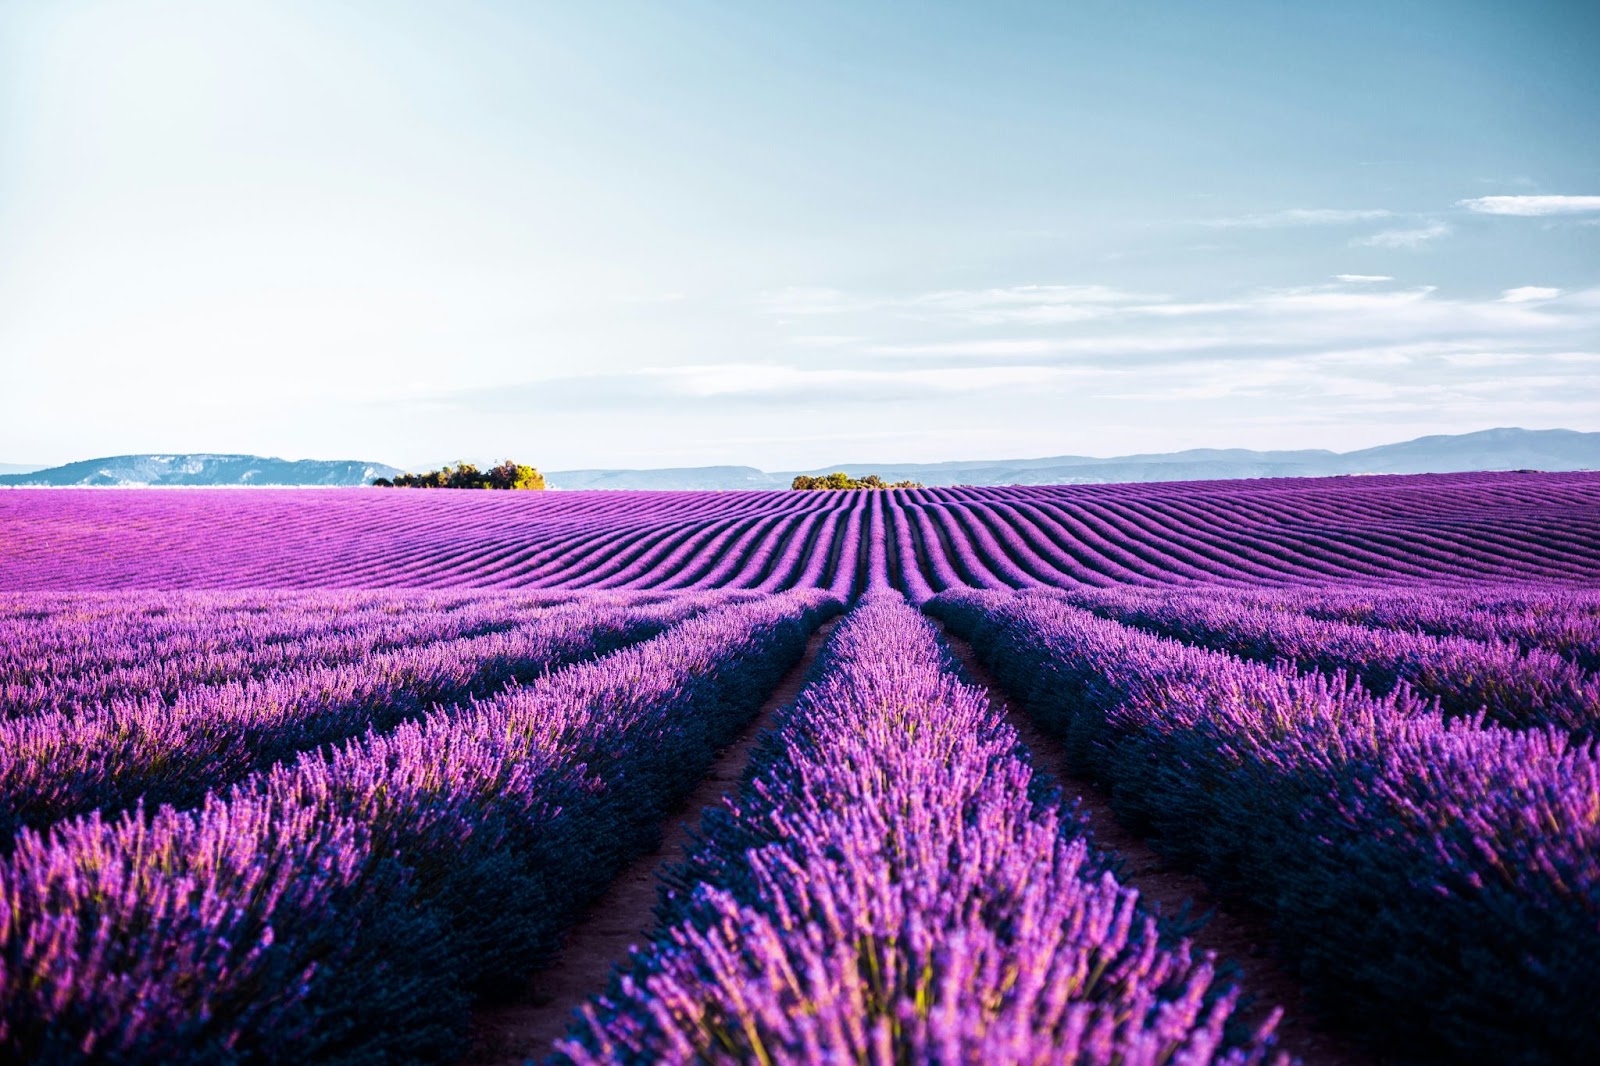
[1,471,1597,1065]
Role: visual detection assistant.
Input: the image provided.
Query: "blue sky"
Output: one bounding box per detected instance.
[1,0,1596,470]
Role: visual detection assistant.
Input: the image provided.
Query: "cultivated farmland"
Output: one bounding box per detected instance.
[0,471,1596,1065]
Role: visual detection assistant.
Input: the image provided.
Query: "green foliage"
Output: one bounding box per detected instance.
[487,460,545,490]
[375,460,546,490]
[790,472,923,490]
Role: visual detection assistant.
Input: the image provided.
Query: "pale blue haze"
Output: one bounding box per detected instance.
[1,0,1596,468]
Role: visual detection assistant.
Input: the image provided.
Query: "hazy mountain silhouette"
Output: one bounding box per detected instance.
[546,428,1600,489]
[3,429,1594,489]
[0,454,401,487]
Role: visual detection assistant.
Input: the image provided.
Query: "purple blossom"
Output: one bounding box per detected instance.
[558,595,1287,1065]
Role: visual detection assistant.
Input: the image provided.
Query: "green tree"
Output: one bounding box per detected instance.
[374,459,546,490]
[488,460,545,490]
[789,471,924,491]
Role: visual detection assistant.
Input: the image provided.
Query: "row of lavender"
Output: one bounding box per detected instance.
[1052,585,1600,738]
[558,595,1287,1065]
[0,593,748,842]
[929,590,1599,1065]
[0,591,838,1062]
[0,590,592,715]
[2,471,1595,591]
[1249,584,1600,672]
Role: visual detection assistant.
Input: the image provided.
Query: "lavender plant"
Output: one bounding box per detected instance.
[0,592,838,1063]
[930,590,1600,1064]
[557,595,1289,1066]
[1057,585,1600,737]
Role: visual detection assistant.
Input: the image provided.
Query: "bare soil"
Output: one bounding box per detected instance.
[936,622,1380,1066]
[461,617,841,1066]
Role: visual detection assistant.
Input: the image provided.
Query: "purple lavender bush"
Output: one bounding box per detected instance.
[0,593,721,841]
[0,590,575,718]
[1057,585,1600,737]
[930,589,1600,1065]
[1280,585,1600,672]
[0,592,838,1064]
[555,594,1288,1066]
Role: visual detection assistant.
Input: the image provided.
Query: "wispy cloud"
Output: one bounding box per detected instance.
[445,363,1067,413]
[760,287,873,316]
[914,284,1145,309]
[1501,286,1562,303]
[410,277,1600,465]
[1458,195,1600,216]
[1352,221,1451,248]
[785,334,865,349]
[1200,208,1394,228]
[859,283,1599,367]
[907,284,1150,325]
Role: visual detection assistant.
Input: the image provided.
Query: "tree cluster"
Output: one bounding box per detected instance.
[374,461,546,490]
[790,472,924,490]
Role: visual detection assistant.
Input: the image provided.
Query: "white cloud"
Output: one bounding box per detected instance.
[1457,195,1600,216]
[1352,221,1451,248]
[862,283,1599,366]
[915,284,1145,308]
[1333,274,1394,283]
[869,338,1072,358]
[786,334,864,349]
[760,287,872,316]
[910,284,1146,324]
[1500,286,1562,303]
[1438,351,1536,368]
[637,363,1055,398]
[1201,208,1394,228]
[453,362,1068,413]
[618,291,688,304]
[408,274,1600,466]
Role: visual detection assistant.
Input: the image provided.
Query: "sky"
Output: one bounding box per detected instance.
[1,0,1596,471]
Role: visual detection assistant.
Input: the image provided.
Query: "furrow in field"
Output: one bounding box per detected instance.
[931,590,1600,1065]
[463,614,842,1065]
[0,592,841,1063]
[550,595,1293,1065]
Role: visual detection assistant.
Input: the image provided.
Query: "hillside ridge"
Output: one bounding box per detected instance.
[3,428,1595,488]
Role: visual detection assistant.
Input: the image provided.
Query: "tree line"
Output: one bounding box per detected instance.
[374,461,546,490]
[790,472,924,490]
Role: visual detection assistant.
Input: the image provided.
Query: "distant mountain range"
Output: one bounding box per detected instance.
[547,428,1600,489]
[2,429,1595,489]
[0,454,401,488]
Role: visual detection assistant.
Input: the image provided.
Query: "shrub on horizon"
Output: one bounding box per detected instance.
[791,471,923,490]
[374,460,545,490]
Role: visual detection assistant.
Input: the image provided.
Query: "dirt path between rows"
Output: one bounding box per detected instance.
[936,623,1380,1066]
[462,616,841,1066]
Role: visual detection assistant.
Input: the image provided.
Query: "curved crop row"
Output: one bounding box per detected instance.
[0,591,838,1064]
[0,594,730,842]
[1,472,1595,592]
[559,595,1286,1065]
[0,591,581,719]
[1056,585,1600,737]
[1277,585,1600,672]
[929,590,1600,1065]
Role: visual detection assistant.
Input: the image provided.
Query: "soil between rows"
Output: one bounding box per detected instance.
[463,612,1378,1066]
[935,622,1380,1066]
[461,616,842,1065]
